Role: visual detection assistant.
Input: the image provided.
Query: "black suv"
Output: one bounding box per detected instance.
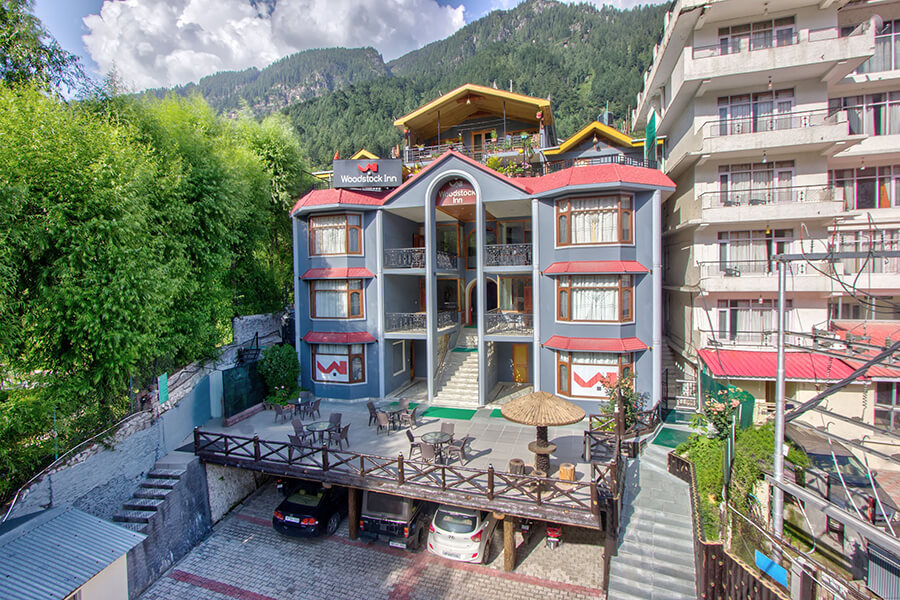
[358,491,433,550]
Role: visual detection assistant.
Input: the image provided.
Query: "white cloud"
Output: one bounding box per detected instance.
[83,0,465,91]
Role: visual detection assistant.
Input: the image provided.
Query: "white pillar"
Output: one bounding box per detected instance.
[476,196,487,406]
[531,197,541,391]
[376,210,386,399]
[292,215,303,366]
[652,190,662,410]
[426,201,436,404]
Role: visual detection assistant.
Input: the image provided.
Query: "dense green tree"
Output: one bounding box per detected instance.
[0,0,82,90]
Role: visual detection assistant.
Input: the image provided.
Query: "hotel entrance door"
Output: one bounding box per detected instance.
[512,344,529,383]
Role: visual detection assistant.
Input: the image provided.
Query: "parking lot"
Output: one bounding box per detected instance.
[138,482,606,600]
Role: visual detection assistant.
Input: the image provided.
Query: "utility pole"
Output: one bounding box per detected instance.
[772,260,787,548]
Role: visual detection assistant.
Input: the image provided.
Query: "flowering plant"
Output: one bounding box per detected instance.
[268,385,295,405]
[595,372,645,430]
[693,388,741,439]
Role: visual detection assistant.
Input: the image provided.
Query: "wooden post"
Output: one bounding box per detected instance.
[502,514,516,572]
[193,427,200,452]
[487,465,494,500]
[398,454,405,485]
[322,443,329,471]
[348,487,360,541]
[253,435,260,462]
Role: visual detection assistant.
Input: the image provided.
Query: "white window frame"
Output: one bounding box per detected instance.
[392,341,406,376]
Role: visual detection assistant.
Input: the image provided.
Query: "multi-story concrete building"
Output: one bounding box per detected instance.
[633,0,900,425]
[291,85,674,411]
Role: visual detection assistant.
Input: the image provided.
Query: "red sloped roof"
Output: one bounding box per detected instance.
[544,261,649,275]
[829,321,900,378]
[301,268,375,279]
[698,349,857,381]
[303,331,376,344]
[291,188,389,214]
[524,163,675,194]
[543,335,647,352]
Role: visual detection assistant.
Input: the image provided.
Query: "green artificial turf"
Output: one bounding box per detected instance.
[489,408,506,418]
[451,348,477,352]
[388,401,419,408]
[652,427,693,449]
[420,406,477,420]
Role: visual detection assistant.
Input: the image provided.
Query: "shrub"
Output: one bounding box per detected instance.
[257,344,299,395]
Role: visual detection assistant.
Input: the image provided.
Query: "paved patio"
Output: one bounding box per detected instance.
[195,398,594,479]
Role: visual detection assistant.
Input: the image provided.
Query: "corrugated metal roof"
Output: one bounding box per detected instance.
[300,267,375,279]
[543,261,649,275]
[543,335,647,352]
[303,331,376,344]
[0,507,145,600]
[697,349,857,381]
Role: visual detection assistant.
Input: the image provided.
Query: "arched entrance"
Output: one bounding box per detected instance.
[466,278,498,325]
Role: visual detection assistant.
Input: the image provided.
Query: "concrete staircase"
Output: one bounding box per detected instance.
[607,442,697,600]
[112,459,188,533]
[433,349,480,406]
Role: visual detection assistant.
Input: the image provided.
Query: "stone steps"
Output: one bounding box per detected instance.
[122,497,167,511]
[607,441,696,599]
[113,509,157,524]
[115,459,187,529]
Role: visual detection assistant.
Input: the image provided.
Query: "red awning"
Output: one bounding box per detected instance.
[544,261,648,275]
[301,268,375,279]
[698,349,857,381]
[543,335,647,352]
[303,331,376,344]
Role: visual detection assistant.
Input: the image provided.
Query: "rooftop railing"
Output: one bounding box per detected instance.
[699,259,825,278]
[699,185,838,209]
[543,154,658,173]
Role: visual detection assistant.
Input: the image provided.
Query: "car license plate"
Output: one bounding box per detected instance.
[388,539,407,549]
[444,552,461,559]
[284,515,300,524]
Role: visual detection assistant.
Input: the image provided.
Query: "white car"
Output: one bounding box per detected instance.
[427,505,497,564]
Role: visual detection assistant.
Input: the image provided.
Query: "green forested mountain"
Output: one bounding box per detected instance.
[144,47,389,115]
[152,0,667,168]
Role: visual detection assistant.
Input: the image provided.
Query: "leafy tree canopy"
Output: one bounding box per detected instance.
[0,0,82,91]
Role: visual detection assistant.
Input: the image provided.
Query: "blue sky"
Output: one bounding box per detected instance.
[34,0,655,91]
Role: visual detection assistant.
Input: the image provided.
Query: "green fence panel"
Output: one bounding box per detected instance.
[700,368,755,430]
[222,362,267,418]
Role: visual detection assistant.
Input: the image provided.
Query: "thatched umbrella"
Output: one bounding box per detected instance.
[500,391,585,475]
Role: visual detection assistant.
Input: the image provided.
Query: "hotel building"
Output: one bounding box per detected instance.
[291,85,674,410]
[633,0,900,459]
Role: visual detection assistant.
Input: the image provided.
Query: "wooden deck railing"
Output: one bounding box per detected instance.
[194,429,612,528]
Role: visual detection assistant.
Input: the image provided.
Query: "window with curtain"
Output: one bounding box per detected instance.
[876,383,900,430]
[837,229,900,275]
[717,90,793,135]
[718,161,794,206]
[716,299,791,344]
[557,275,633,322]
[830,166,900,209]
[556,351,633,398]
[309,214,362,255]
[311,279,364,318]
[312,344,365,383]
[829,92,900,136]
[717,229,792,274]
[556,195,632,245]
[857,20,900,74]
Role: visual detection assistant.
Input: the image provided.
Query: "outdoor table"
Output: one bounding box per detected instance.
[421,431,452,463]
[306,420,335,444]
[376,401,406,429]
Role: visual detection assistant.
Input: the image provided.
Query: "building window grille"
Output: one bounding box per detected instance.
[311,279,364,319]
[556,195,632,245]
[309,213,362,256]
[556,275,633,322]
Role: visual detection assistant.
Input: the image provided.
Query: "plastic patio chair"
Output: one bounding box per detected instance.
[366,401,378,426]
[447,436,471,465]
[440,421,455,442]
[330,424,350,450]
[399,406,418,429]
[406,429,422,459]
[376,411,391,435]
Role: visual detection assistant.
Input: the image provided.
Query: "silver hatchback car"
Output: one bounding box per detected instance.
[427,505,498,563]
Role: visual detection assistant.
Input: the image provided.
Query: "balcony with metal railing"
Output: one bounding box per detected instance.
[699,185,845,223]
[384,311,459,336]
[698,259,834,293]
[483,244,532,269]
[384,248,457,271]
[484,310,533,338]
[402,134,541,167]
[701,330,801,348]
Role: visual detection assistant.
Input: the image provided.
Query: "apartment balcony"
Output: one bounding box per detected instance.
[483,243,532,271]
[699,185,845,224]
[384,310,458,337]
[833,259,900,292]
[701,330,803,349]
[641,23,875,135]
[484,310,533,338]
[667,110,863,176]
[698,260,834,293]
[383,248,457,272]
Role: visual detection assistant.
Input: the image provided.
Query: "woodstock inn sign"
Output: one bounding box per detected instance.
[333,159,403,189]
